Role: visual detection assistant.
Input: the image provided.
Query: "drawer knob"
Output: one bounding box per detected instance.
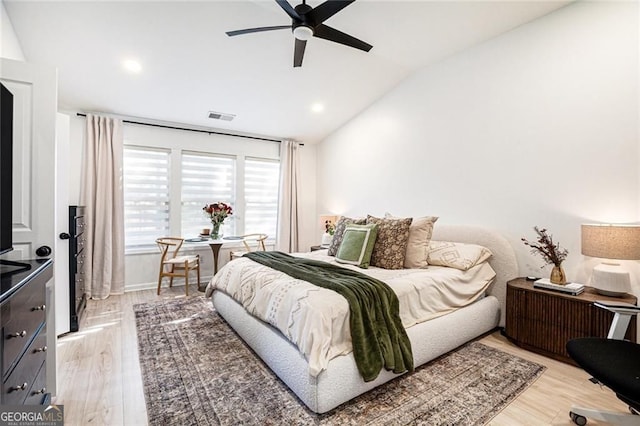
[32,387,46,395]
[34,346,47,353]
[10,383,28,392]
[32,304,46,311]
[8,330,27,338]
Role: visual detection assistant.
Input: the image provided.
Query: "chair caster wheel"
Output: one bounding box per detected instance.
[570,411,587,426]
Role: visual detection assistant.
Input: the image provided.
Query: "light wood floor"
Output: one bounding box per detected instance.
[54,285,629,425]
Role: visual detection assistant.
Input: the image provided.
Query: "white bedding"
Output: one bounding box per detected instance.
[205,250,496,377]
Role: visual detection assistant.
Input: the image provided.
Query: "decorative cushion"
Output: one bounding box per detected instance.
[335,224,378,268]
[428,241,493,271]
[385,213,438,268]
[327,216,366,256]
[366,215,412,270]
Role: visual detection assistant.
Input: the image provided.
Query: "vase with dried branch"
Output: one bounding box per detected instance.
[522,226,569,284]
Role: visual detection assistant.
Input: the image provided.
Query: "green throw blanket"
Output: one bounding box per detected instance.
[243,251,413,382]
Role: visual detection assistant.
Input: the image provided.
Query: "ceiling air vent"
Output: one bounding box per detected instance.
[208,111,235,121]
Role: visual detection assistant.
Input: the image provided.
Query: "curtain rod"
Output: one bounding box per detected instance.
[75,113,301,145]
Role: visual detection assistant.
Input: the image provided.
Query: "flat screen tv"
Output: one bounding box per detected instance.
[0,82,14,255]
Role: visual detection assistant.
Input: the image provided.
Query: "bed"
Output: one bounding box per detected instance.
[206,224,518,413]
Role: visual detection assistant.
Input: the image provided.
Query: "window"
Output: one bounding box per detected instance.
[123,147,171,250]
[181,152,236,239]
[245,158,279,239]
[122,132,280,253]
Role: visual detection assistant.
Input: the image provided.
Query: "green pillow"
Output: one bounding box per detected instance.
[335,224,378,268]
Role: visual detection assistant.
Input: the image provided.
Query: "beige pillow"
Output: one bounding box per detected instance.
[428,241,492,271]
[366,215,412,269]
[385,213,438,268]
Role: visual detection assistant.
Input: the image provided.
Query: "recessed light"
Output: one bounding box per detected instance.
[122,59,142,74]
[311,103,324,113]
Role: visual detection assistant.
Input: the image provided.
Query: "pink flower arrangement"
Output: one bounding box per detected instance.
[203,202,233,225]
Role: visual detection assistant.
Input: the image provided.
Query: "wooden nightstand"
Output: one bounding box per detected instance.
[504,277,637,365]
[310,245,327,252]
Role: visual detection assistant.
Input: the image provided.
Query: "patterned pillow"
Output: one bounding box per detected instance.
[327,216,366,256]
[335,224,378,268]
[385,213,438,268]
[428,241,493,271]
[366,215,412,269]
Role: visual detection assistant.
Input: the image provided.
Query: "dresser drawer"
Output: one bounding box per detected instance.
[2,277,46,375]
[74,236,85,256]
[75,272,86,303]
[2,327,47,405]
[74,214,85,237]
[23,362,47,405]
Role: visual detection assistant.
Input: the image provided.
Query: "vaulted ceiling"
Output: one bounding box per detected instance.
[4,0,570,143]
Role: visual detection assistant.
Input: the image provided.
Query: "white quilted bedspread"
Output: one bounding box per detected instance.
[205,250,495,376]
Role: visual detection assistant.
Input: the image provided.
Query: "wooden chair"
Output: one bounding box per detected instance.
[156,237,200,296]
[229,233,268,260]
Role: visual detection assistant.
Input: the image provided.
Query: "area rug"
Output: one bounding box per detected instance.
[134,297,545,426]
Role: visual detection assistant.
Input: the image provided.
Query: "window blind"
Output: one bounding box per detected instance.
[245,158,279,240]
[123,147,171,250]
[181,152,236,239]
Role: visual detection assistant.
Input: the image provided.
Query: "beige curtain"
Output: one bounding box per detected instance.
[80,114,125,299]
[276,140,300,252]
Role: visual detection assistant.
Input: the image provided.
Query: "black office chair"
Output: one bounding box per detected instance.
[566,301,640,426]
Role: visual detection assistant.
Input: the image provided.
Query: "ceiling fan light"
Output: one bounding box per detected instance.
[293,26,313,41]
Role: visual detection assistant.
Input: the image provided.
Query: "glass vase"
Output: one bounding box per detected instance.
[550,265,567,285]
[210,222,222,240]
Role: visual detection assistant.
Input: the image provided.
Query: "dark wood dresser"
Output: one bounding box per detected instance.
[0,259,53,404]
[68,205,86,332]
[504,277,637,365]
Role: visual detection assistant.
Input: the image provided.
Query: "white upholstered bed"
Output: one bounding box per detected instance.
[207,225,518,413]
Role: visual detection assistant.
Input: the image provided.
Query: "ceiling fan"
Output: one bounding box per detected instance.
[226,0,373,68]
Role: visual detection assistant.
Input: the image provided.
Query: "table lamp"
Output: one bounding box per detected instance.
[319,214,338,246]
[581,224,640,297]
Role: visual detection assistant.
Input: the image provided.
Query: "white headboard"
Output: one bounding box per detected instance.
[431,225,519,327]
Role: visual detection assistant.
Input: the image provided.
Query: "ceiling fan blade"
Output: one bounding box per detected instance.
[226,25,291,37]
[308,0,355,24]
[294,38,307,67]
[276,0,301,20]
[313,24,372,52]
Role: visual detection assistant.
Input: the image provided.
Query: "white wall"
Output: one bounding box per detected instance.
[4,0,319,291]
[318,2,639,289]
[0,1,24,60]
[66,114,318,291]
